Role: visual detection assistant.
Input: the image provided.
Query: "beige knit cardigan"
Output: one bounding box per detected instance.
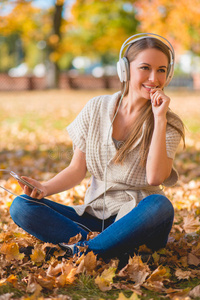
[67,92,182,221]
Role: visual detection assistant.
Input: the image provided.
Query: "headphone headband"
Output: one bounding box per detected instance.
[117,32,175,86]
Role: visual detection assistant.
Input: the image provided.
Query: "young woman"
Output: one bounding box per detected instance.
[10,33,185,260]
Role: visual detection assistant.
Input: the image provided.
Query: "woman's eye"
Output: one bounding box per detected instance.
[158,69,166,73]
[140,66,149,70]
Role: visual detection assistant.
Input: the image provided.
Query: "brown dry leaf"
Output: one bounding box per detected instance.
[118,255,150,288]
[143,281,166,293]
[68,233,82,244]
[183,214,200,233]
[191,242,200,258]
[189,284,200,298]
[175,268,191,280]
[147,265,170,282]
[55,273,67,288]
[47,261,77,287]
[188,253,200,266]
[116,292,140,300]
[143,265,170,293]
[36,275,55,290]
[178,256,188,268]
[30,247,46,263]
[86,231,100,240]
[138,244,152,254]
[65,267,77,284]
[47,262,63,277]
[0,242,24,261]
[75,252,97,275]
[166,287,191,299]
[95,267,116,292]
[83,251,97,274]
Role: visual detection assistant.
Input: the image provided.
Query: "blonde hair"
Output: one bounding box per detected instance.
[114,38,185,165]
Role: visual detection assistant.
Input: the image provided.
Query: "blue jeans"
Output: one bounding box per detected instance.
[10,194,174,259]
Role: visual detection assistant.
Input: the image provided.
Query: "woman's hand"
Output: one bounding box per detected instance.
[150,88,170,118]
[18,176,47,200]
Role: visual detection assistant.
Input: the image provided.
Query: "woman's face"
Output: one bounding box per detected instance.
[128,48,169,100]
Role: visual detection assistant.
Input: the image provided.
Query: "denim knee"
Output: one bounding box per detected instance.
[155,194,174,221]
[142,194,174,222]
[10,195,32,227]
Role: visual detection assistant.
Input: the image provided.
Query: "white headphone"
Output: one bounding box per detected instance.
[117,33,175,87]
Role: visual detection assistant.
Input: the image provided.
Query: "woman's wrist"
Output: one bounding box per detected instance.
[154,115,167,125]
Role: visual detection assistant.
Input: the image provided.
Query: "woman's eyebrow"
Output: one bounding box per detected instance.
[139,63,167,68]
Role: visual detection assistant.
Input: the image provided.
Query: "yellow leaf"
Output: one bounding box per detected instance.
[30,248,45,263]
[117,292,140,300]
[95,276,112,292]
[152,252,160,264]
[147,265,170,282]
[95,267,116,292]
[0,242,24,261]
[66,267,77,284]
[0,274,18,287]
[56,274,67,288]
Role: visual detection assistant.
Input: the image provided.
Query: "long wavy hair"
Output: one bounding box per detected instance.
[114,38,185,165]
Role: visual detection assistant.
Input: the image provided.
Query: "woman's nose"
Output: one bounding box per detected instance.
[149,71,158,83]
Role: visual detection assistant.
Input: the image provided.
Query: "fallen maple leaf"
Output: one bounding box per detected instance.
[68,233,82,244]
[95,267,116,291]
[30,247,45,263]
[147,265,170,282]
[175,268,191,280]
[118,255,150,288]
[83,251,97,274]
[0,242,24,261]
[183,214,200,233]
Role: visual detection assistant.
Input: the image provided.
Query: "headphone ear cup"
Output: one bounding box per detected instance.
[117,57,129,82]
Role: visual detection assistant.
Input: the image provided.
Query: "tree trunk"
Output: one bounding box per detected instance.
[52,2,63,88]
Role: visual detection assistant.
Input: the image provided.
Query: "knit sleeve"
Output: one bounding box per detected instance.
[67,98,94,153]
[163,115,184,187]
[166,117,183,159]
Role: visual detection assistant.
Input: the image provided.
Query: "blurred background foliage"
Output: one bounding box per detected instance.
[0,0,200,88]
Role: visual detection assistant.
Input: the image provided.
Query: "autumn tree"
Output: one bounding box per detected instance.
[0,0,67,87]
[62,0,139,64]
[134,0,200,55]
[0,1,44,70]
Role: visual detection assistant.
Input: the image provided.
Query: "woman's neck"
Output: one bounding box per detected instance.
[121,93,148,116]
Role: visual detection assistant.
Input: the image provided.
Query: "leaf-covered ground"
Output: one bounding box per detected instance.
[0,89,200,300]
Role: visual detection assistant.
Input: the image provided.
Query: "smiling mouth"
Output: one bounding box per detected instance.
[143,85,159,91]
